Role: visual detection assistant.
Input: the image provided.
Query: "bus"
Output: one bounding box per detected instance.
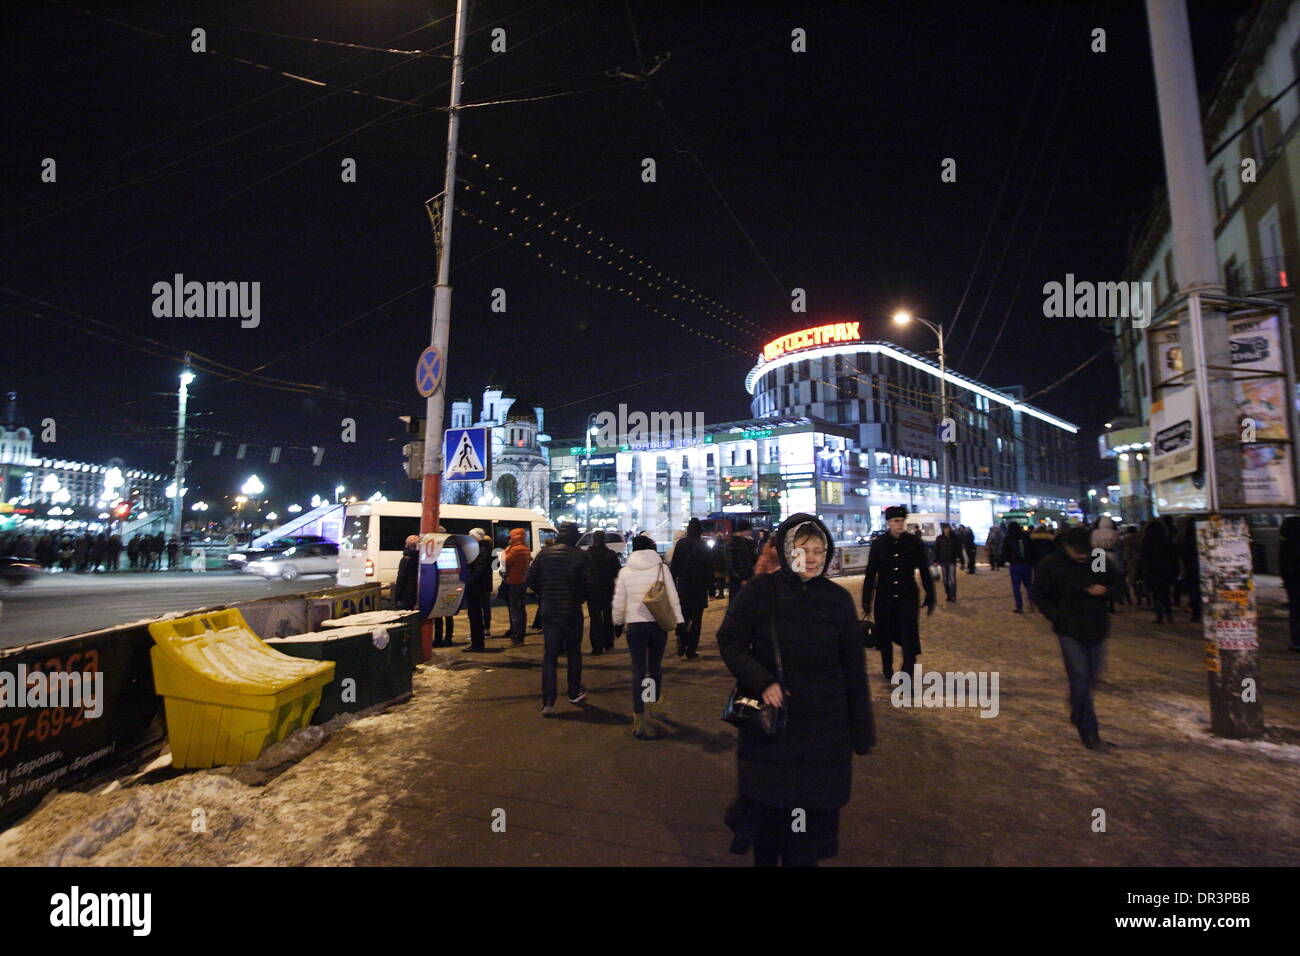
[336,501,557,587]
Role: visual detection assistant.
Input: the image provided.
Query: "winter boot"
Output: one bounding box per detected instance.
[632,713,660,740]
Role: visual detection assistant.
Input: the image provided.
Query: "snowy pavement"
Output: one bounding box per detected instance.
[3,568,1297,866]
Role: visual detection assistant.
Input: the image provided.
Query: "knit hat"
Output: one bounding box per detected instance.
[686,517,703,537]
[884,505,908,520]
[469,527,486,540]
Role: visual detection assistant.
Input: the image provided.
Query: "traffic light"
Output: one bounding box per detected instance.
[402,441,425,480]
[399,415,427,436]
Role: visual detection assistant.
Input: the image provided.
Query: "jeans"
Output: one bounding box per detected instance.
[587,598,614,651]
[676,605,704,656]
[939,562,958,601]
[1010,564,1033,610]
[507,583,527,642]
[626,621,666,714]
[1057,633,1104,741]
[542,621,583,706]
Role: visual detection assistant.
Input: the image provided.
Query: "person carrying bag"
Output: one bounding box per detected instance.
[613,535,684,740]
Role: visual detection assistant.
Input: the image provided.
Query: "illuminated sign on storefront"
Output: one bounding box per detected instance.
[761,322,861,362]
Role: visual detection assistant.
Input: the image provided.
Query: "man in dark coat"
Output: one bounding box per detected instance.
[670,517,715,659]
[393,534,420,611]
[463,528,494,651]
[861,505,936,682]
[1032,526,1121,750]
[585,530,622,654]
[726,519,758,601]
[525,522,598,714]
[959,524,977,573]
[718,512,874,867]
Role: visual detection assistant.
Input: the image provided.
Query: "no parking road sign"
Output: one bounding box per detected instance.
[443,426,489,482]
[415,346,443,398]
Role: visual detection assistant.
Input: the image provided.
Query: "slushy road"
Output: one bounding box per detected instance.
[0,571,337,648]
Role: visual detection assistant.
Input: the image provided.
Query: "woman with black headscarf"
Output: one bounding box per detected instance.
[717,512,875,867]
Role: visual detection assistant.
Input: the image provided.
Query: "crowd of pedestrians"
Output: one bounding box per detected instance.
[384,504,1300,868]
[0,530,182,572]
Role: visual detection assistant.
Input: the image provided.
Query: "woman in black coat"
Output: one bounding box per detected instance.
[717,512,875,867]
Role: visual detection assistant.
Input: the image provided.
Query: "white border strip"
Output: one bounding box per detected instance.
[745,341,1079,434]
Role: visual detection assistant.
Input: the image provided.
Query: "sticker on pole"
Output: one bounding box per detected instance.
[443,427,489,481]
[416,346,443,398]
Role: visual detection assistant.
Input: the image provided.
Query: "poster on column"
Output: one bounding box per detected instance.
[1228,313,1283,373]
[1239,443,1295,507]
[1196,515,1258,654]
[1149,386,1197,483]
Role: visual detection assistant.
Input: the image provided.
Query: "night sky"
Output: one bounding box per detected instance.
[1,0,1254,509]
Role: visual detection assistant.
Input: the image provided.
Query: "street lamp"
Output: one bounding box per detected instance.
[585,415,599,533]
[334,485,344,504]
[893,311,949,524]
[172,357,194,538]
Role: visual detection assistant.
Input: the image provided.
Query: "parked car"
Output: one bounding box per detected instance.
[242,542,339,580]
[226,534,330,570]
[577,530,628,564]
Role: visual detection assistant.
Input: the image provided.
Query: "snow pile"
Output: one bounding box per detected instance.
[0,664,472,866]
[1149,695,1300,765]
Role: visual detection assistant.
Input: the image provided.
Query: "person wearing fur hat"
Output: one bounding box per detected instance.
[862,505,936,682]
[463,528,494,652]
[718,513,874,866]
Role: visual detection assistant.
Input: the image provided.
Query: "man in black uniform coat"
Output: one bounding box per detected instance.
[862,505,936,682]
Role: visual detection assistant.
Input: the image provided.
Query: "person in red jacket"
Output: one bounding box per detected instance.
[502,527,533,646]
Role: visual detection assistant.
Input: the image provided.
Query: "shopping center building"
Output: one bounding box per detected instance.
[547,325,1080,542]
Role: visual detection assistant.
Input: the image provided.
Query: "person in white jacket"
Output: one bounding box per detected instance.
[613,534,684,740]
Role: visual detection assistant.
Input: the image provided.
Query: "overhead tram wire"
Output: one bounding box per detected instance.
[2,4,459,220]
[942,0,1061,366]
[6,0,553,228]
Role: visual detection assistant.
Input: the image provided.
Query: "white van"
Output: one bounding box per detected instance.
[336,501,558,587]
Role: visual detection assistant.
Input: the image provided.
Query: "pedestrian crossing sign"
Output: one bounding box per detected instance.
[443,427,490,482]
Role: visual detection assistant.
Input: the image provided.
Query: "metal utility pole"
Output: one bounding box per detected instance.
[937,321,950,526]
[1146,0,1261,738]
[171,353,193,541]
[420,0,470,537]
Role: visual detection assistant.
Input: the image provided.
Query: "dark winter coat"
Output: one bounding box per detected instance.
[1028,529,1057,564]
[861,529,936,655]
[933,533,962,564]
[1031,549,1119,643]
[1002,527,1033,566]
[670,534,715,610]
[524,542,597,626]
[711,537,731,573]
[726,534,757,583]
[586,541,622,604]
[466,538,494,596]
[393,545,419,611]
[717,513,874,811]
[1139,524,1179,585]
[1279,516,1300,584]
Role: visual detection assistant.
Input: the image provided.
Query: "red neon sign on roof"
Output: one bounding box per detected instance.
[762,322,861,362]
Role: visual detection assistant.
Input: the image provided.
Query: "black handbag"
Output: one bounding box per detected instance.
[860,616,877,649]
[721,586,787,736]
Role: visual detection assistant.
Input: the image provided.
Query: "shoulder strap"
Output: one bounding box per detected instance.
[768,575,786,688]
